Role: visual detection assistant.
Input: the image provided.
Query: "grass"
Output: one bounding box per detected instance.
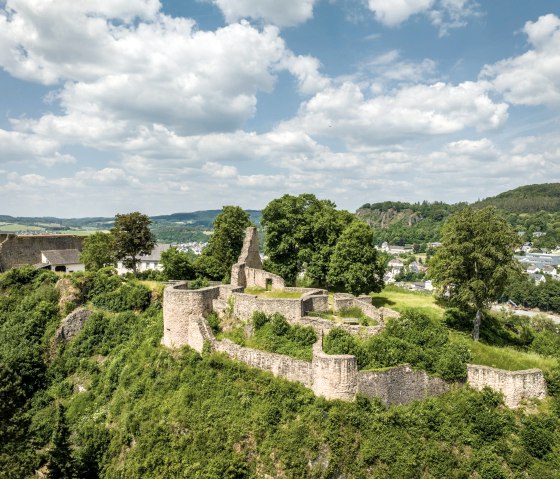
[0,223,45,232]
[307,307,377,326]
[370,285,444,321]
[450,332,558,372]
[244,287,303,299]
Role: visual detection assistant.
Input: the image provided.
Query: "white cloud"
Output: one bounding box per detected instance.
[211,0,317,27]
[367,0,435,27]
[367,0,479,35]
[279,80,508,146]
[482,14,560,106]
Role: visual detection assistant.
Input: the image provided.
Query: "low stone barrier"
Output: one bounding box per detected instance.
[357,365,450,406]
[467,364,547,408]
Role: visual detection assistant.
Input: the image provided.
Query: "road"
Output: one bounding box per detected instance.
[491,304,560,324]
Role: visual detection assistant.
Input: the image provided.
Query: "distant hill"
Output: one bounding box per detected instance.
[357,183,560,248]
[474,183,560,213]
[0,210,262,243]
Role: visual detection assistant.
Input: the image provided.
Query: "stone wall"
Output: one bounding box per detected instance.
[244,267,285,290]
[467,364,547,408]
[333,293,399,323]
[0,234,84,271]
[295,316,384,337]
[162,283,220,348]
[233,293,303,321]
[311,342,358,400]
[357,365,450,406]
[301,290,329,315]
[214,339,313,387]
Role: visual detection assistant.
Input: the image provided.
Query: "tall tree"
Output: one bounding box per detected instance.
[46,402,74,479]
[196,206,251,281]
[161,247,195,280]
[111,212,156,275]
[80,232,116,271]
[429,206,520,340]
[327,221,385,295]
[261,194,353,285]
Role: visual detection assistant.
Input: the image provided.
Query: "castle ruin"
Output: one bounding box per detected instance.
[162,227,547,408]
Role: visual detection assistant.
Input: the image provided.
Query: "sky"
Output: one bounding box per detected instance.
[0,0,559,217]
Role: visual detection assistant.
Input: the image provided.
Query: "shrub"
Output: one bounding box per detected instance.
[252,311,269,330]
[207,312,221,335]
[521,416,556,458]
[190,277,210,290]
[435,343,471,381]
[91,283,151,312]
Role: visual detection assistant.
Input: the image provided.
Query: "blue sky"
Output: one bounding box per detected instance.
[0,0,559,216]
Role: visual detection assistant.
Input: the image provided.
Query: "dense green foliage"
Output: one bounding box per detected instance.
[323,310,471,380]
[160,247,195,280]
[327,221,384,295]
[429,207,520,340]
[358,184,560,249]
[504,274,560,314]
[475,183,560,213]
[262,194,355,286]
[2,268,560,478]
[111,212,156,274]
[80,232,116,271]
[195,206,252,282]
[221,311,317,361]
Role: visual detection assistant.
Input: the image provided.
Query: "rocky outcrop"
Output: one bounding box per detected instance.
[55,307,93,342]
[55,277,81,312]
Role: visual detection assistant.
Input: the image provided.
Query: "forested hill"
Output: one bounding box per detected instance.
[357,183,560,247]
[474,183,560,213]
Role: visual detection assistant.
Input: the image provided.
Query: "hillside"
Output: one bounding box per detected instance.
[475,183,560,213]
[357,183,560,248]
[2,268,560,478]
[0,210,262,243]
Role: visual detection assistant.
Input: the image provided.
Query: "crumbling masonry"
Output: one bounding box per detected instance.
[162,227,547,408]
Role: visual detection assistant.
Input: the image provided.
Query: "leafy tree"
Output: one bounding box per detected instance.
[261,194,354,285]
[160,247,195,280]
[429,207,520,340]
[327,221,384,295]
[80,232,116,271]
[111,212,156,275]
[46,402,74,478]
[195,206,251,281]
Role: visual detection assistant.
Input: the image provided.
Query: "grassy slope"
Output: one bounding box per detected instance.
[371,286,558,372]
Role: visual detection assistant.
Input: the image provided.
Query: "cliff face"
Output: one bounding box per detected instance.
[355,207,423,229]
[0,234,84,271]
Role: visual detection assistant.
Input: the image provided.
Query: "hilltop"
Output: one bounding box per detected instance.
[357,183,560,248]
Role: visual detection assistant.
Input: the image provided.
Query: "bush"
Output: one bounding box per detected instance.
[435,343,471,381]
[521,416,556,458]
[91,283,151,312]
[190,277,210,290]
[252,311,269,330]
[207,312,221,335]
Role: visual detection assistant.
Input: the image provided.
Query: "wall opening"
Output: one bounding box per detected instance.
[54,265,67,272]
[265,278,272,291]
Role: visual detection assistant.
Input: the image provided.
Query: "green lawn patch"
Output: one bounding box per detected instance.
[244,287,303,299]
[450,332,558,372]
[371,285,444,321]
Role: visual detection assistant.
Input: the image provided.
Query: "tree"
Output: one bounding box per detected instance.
[261,194,354,285]
[327,221,385,295]
[111,212,156,275]
[429,207,520,340]
[161,247,195,280]
[195,206,251,281]
[46,402,74,478]
[80,232,116,271]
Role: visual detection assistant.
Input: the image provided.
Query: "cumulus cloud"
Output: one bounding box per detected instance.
[367,0,479,35]
[279,80,508,146]
[482,14,560,106]
[211,0,317,27]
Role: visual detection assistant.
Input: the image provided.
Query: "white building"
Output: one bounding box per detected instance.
[38,249,85,273]
[116,243,172,275]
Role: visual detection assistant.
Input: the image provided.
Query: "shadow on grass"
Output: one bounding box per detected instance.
[371,296,396,308]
